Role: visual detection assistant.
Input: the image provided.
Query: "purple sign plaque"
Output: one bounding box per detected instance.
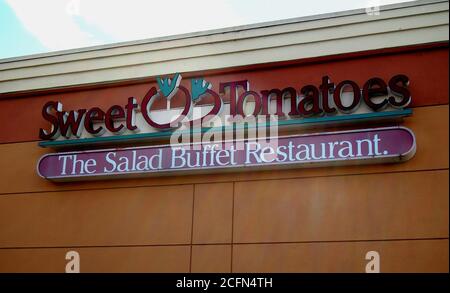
[37,127,416,181]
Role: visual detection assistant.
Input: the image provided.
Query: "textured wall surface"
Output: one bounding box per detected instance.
[0,46,448,272]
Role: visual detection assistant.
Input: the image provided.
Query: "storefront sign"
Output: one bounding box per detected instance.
[38,74,412,147]
[37,127,416,181]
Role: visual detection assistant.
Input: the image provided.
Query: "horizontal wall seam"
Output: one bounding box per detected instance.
[0,168,447,197]
[0,237,447,250]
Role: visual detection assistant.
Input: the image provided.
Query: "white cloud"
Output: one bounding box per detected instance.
[5,0,245,51]
[79,0,244,41]
[5,0,416,52]
[5,0,103,51]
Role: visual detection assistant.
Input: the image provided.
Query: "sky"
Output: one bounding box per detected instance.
[0,0,416,59]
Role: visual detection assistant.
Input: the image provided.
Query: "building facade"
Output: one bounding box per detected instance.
[0,0,448,272]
